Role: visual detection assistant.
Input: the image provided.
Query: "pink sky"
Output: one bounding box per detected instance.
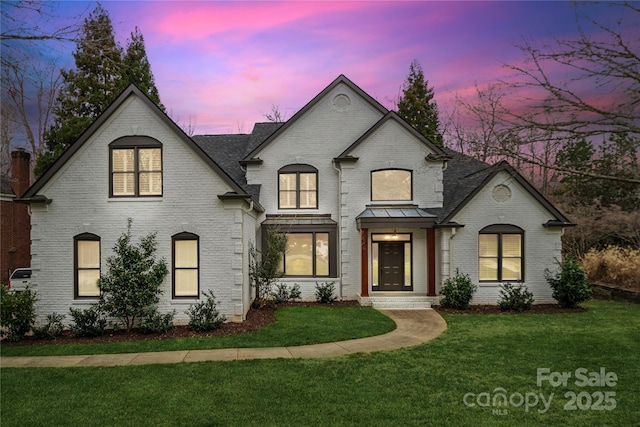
[24,1,636,135]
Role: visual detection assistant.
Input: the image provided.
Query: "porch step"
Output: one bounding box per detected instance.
[364,296,436,310]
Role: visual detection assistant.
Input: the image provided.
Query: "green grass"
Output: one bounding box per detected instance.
[2,300,638,426]
[0,306,396,357]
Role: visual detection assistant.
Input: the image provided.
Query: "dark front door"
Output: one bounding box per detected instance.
[379,242,404,291]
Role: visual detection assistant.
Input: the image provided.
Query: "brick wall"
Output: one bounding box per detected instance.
[29,96,252,323]
[448,170,564,304]
[0,150,31,283]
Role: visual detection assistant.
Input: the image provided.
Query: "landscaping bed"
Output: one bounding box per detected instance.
[433,304,588,315]
[1,300,358,348]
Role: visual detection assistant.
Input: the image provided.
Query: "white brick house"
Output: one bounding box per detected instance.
[19,75,573,322]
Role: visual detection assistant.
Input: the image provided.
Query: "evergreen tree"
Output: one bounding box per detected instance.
[594,133,640,211]
[555,137,596,206]
[556,134,640,211]
[35,6,163,176]
[121,27,164,111]
[98,219,168,331]
[397,60,443,146]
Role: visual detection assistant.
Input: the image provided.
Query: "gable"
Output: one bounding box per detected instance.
[337,112,448,161]
[447,163,573,227]
[21,85,250,203]
[242,75,388,163]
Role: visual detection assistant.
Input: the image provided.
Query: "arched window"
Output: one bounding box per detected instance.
[479,225,524,282]
[278,164,318,209]
[172,232,199,298]
[371,169,412,201]
[110,136,162,197]
[74,233,100,298]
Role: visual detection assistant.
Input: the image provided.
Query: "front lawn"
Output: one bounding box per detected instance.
[0,305,395,357]
[2,300,638,426]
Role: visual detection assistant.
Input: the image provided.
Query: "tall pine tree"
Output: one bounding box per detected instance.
[397,60,443,146]
[36,6,163,176]
[121,27,164,111]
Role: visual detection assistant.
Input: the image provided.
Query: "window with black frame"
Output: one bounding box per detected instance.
[478,225,524,282]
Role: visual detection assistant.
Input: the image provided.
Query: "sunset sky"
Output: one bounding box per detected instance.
[7,1,634,136]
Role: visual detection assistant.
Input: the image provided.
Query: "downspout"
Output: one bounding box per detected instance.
[241,198,254,319]
[332,159,343,300]
[242,198,254,213]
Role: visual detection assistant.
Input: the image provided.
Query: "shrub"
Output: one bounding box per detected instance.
[497,283,534,312]
[69,306,107,337]
[33,312,66,339]
[270,283,302,304]
[186,290,226,332]
[0,285,37,341]
[289,283,302,300]
[440,271,477,309]
[546,257,592,308]
[315,282,337,304]
[582,246,640,291]
[140,308,175,334]
[98,219,168,331]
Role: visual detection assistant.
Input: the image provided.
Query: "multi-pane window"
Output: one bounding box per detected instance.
[173,233,199,298]
[479,225,524,281]
[278,164,318,209]
[371,169,412,201]
[282,232,330,277]
[110,137,162,197]
[75,233,100,298]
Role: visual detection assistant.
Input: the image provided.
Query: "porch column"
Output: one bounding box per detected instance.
[361,228,369,297]
[427,228,436,296]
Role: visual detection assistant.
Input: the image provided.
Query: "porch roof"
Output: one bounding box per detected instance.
[262,214,337,227]
[356,206,437,229]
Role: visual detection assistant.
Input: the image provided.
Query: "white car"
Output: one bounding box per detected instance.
[8,268,31,292]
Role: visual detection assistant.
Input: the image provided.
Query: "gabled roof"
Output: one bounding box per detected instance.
[426,151,573,226]
[192,122,282,200]
[21,84,258,209]
[241,75,388,163]
[336,111,450,161]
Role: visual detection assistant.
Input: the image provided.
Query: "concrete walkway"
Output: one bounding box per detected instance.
[0,309,447,368]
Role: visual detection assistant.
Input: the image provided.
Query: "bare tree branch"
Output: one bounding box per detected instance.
[502,1,640,139]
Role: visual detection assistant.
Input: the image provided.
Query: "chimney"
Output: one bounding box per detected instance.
[11,149,31,198]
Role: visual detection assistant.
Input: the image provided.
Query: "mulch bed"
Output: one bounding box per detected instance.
[1,300,358,348]
[433,304,588,315]
[2,301,586,347]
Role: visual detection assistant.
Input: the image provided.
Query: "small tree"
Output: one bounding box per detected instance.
[98,219,168,330]
[249,227,287,307]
